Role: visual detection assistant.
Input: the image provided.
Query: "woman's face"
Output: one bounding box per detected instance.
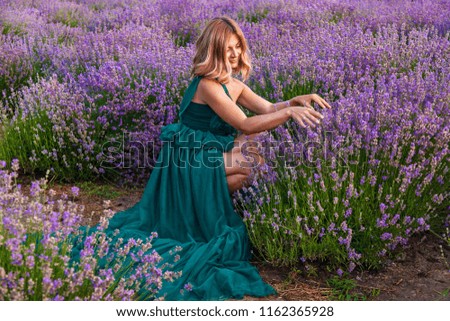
[226,34,242,69]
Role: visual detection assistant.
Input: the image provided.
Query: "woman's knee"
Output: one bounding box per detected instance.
[224,131,268,176]
[234,133,267,166]
[223,150,254,177]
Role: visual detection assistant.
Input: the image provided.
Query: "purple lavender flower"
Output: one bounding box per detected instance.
[348,262,356,273]
[344,208,352,218]
[71,186,80,197]
[183,283,193,292]
[380,232,393,241]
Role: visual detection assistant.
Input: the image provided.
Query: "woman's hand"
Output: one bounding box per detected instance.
[288,106,325,128]
[290,94,332,110]
[287,94,331,128]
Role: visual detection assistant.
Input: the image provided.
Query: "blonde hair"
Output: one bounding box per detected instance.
[191,16,252,83]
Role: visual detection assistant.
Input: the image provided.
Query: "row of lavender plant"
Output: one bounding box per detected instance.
[234,4,450,271]
[0,19,190,183]
[0,0,449,276]
[0,159,183,300]
[1,0,449,183]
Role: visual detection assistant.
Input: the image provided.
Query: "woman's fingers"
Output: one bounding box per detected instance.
[293,110,321,128]
[290,106,325,128]
[312,94,332,109]
[302,114,316,127]
[308,108,324,121]
[298,94,332,109]
[318,96,332,109]
[291,113,308,128]
[304,101,314,109]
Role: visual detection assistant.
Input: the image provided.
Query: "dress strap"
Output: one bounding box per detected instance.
[219,82,232,100]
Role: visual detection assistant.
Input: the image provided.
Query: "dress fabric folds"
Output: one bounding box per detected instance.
[71,76,276,300]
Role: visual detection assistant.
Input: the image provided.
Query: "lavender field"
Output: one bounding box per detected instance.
[0,0,449,300]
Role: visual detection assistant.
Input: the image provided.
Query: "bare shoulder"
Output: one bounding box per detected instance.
[198,77,221,91]
[196,77,245,103]
[196,77,222,98]
[191,77,219,104]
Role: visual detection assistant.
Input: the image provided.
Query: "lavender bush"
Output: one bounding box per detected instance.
[0,0,449,276]
[0,159,180,300]
[233,4,450,271]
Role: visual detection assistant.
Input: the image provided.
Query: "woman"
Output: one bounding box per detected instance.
[188,17,331,195]
[75,16,331,301]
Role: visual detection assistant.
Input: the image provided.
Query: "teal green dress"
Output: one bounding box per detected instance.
[73,76,276,300]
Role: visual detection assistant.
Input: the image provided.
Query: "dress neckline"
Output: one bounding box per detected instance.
[190,101,209,107]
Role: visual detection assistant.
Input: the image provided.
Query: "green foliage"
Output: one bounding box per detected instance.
[282,79,315,100]
[0,230,70,300]
[239,123,448,270]
[238,8,270,23]
[329,12,345,25]
[326,276,369,301]
[77,181,122,199]
[88,3,107,12]
[172,22,203,47]
[250,72,316,104]
[437,288,449,299]
[0,225,164,300]
[0,60,47,111]
[1,22,26,36]
[0,109,94,182]
[53,9,81,28]
[174,31,192,47]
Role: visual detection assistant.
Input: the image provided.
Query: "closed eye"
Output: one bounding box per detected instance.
[227,43,241,50]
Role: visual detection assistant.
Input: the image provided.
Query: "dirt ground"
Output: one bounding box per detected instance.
[251,232,450,301]
[20,179,450,301]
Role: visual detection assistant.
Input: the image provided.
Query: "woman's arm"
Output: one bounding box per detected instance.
[198,78,324,135]
[236,80,291,115]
